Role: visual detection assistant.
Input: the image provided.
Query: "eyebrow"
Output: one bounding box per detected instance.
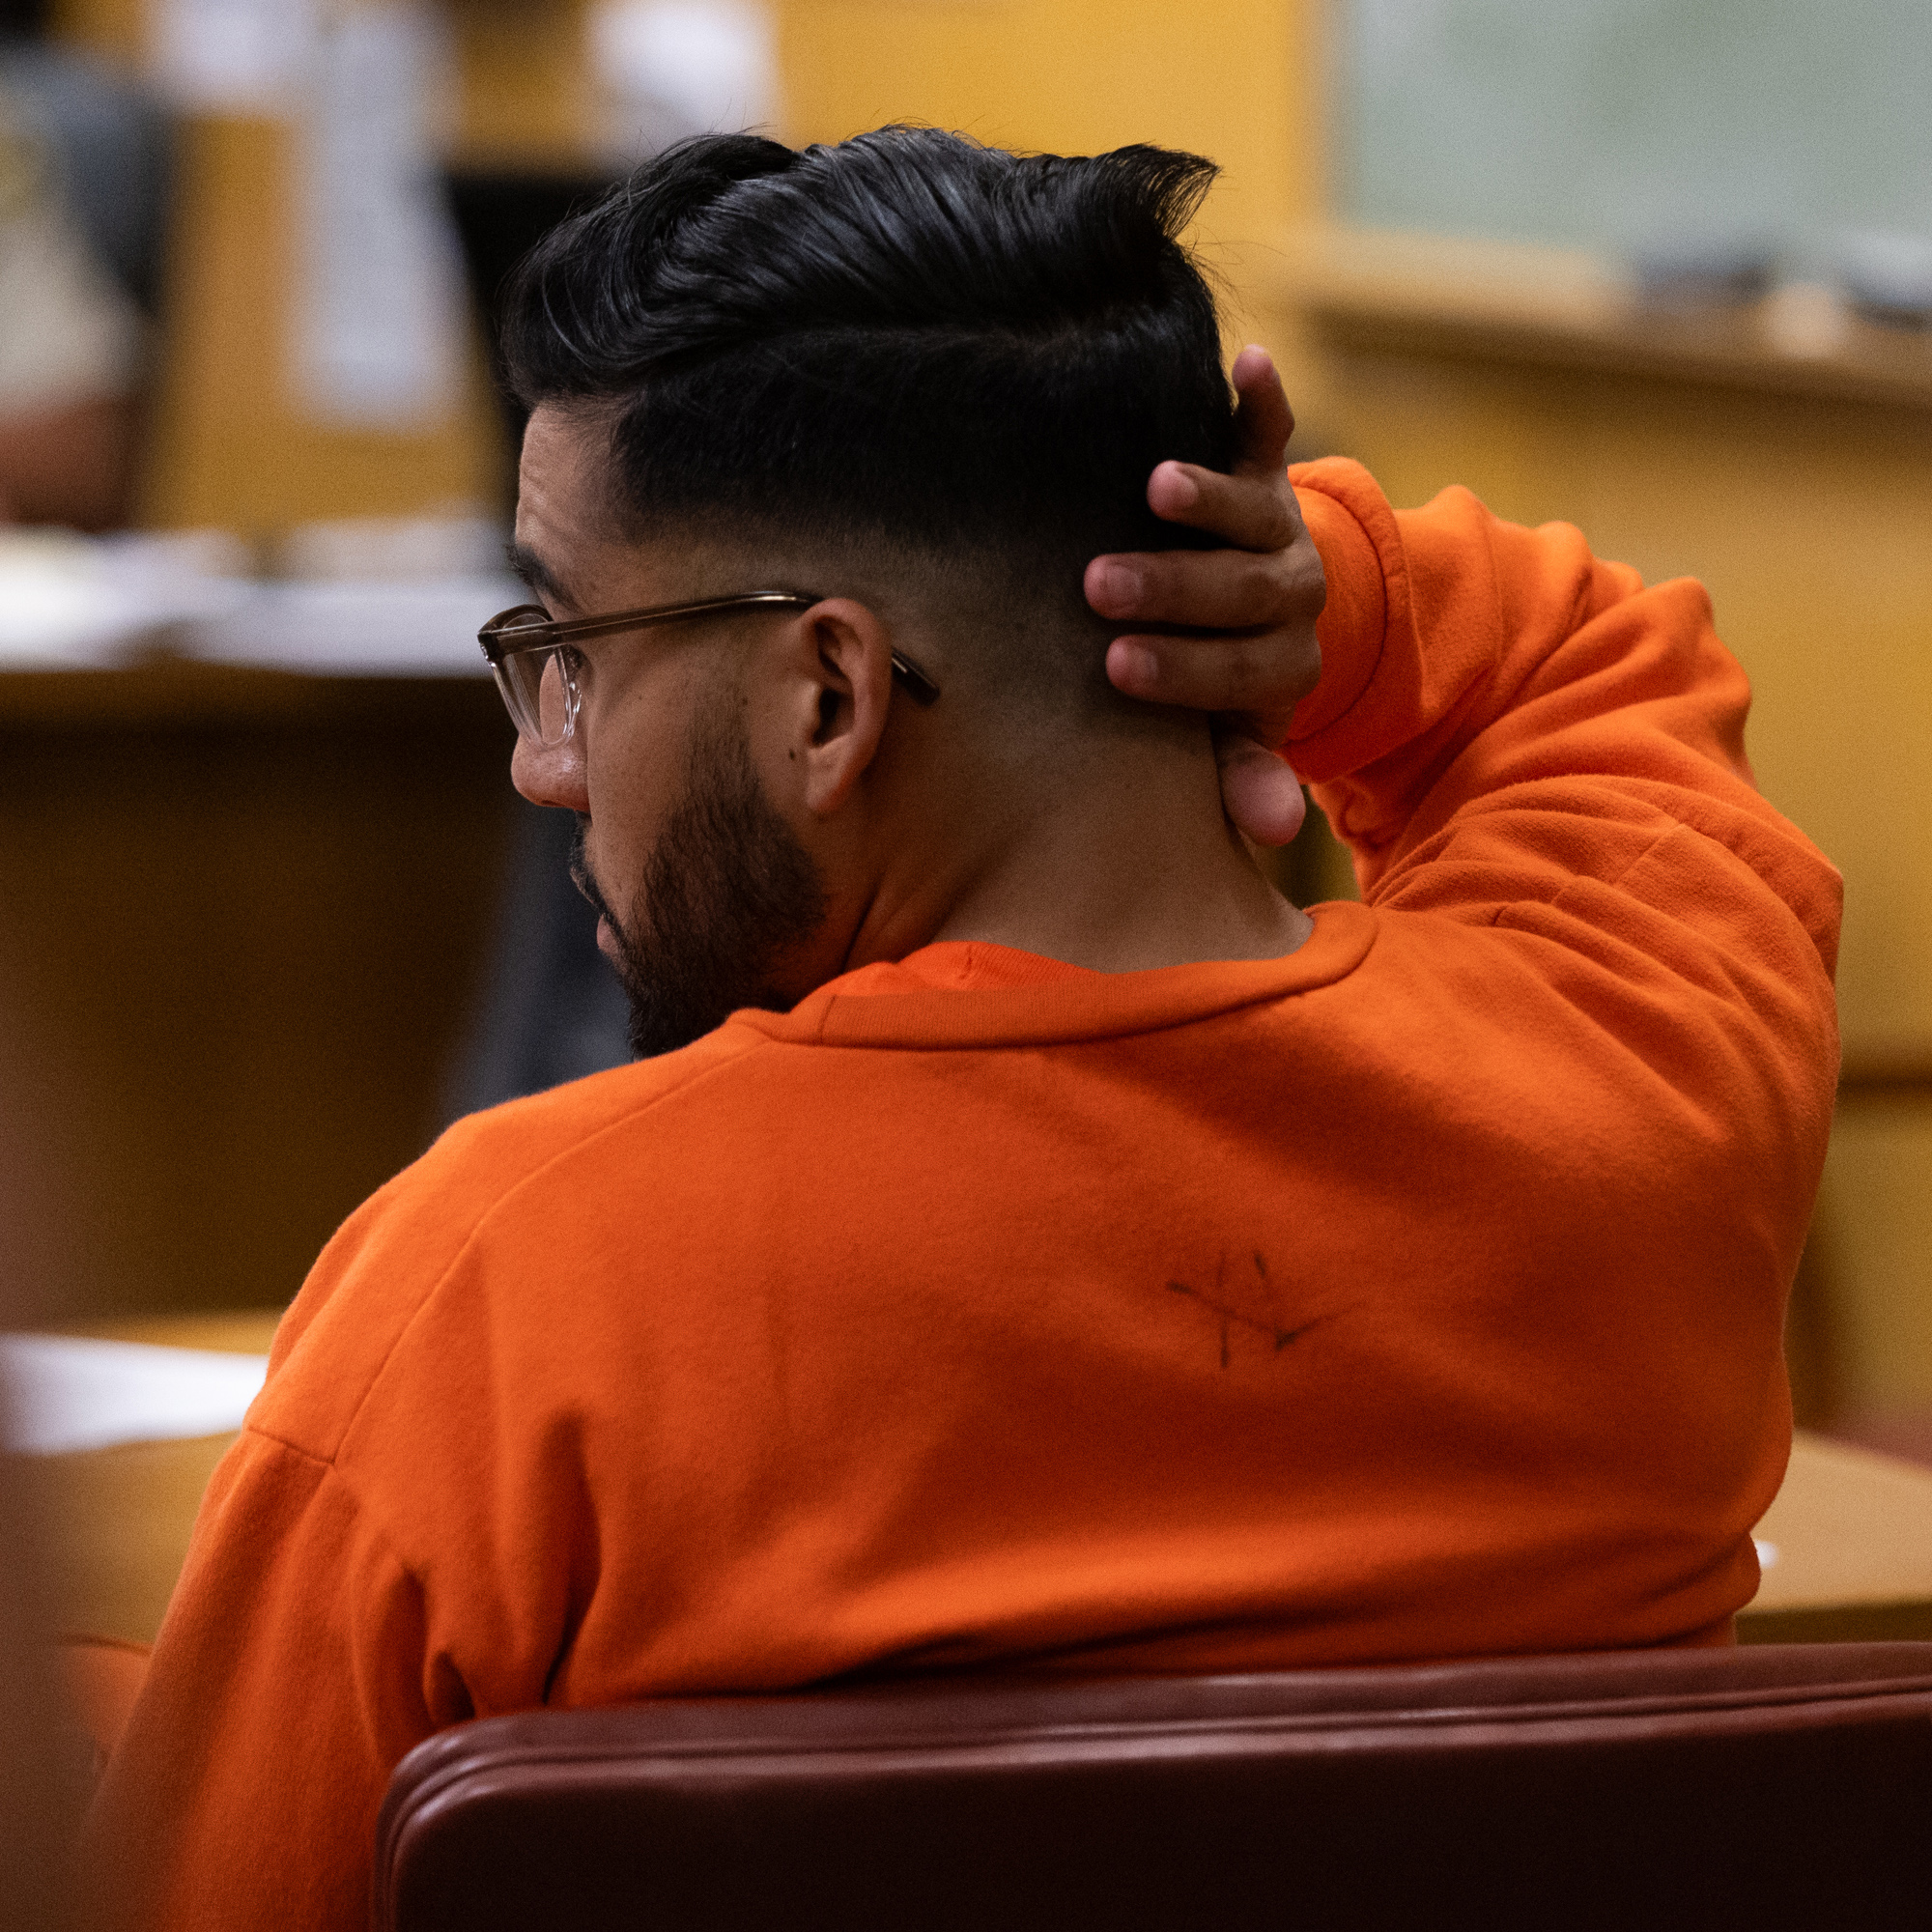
[505,541,577,611]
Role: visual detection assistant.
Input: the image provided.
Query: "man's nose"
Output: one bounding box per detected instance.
[511,732,590,812]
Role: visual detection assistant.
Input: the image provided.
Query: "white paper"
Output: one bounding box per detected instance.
[148,0,319,114]
[186,576,518,675]
[0,530,251,668]
[0,1335,269,1456]
[279,511,505,583]
[589,0,778,160]
[295,3,467,427]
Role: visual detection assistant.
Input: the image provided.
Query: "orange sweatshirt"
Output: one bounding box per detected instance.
[86,460,1840,1928]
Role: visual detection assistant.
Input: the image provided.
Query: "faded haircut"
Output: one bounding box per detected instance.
[500,128,1236,699]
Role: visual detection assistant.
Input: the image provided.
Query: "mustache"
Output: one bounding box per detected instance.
[567,817,622,929]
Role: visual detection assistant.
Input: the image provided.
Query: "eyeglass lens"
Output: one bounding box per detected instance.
[486,603,582,746]
[537,650,577,743]
[490,648,574,745]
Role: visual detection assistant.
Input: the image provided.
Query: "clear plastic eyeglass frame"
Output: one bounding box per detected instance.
[477,592,941,746]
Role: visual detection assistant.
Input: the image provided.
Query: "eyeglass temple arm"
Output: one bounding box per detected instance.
[481,610,941,704]
[889,650,941,705]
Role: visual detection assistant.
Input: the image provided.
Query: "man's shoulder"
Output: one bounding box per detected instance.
[252,1023,775,1460]
[435,1024,770,1193]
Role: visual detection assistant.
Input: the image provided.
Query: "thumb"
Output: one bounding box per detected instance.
[1229,345,1296,480]
[1216,731,1307,848]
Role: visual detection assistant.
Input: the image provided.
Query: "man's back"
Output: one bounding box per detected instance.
[89,460,1839,1928]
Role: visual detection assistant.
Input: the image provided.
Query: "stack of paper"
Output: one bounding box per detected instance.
[0,1335,269,1455]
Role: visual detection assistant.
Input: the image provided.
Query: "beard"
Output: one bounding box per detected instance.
[570,717,830,1060]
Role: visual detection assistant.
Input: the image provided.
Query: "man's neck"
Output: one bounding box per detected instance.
[875,718,1313,975]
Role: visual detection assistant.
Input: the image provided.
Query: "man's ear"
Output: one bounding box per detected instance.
[764,597,897,818]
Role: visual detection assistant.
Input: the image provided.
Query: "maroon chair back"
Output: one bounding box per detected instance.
[376,1643,1932,1931]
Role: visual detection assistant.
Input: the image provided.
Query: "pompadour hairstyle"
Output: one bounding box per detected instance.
[501,128,1236,648]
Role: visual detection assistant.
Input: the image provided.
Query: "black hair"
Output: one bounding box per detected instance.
[501,128,1236,687]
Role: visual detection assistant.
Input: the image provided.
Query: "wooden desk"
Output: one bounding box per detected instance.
[25,1309,1932,1649]
[0,652,515,1324]
[1744,1435,1932,1642]
[22,1310,285,1648]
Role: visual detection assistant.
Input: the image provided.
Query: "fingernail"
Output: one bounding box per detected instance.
[1108,639,1158,689]
[1162,467,1200,508]
[1094,561,1142,611]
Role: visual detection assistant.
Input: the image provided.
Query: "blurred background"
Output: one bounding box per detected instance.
[0,0,1928,1721]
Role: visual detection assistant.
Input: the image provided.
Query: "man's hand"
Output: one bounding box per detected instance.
[1084,346,1325,846]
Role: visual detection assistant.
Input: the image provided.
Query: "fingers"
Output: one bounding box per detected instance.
[1228,345,1296,478]
[1106,622,1320,732]
[1144,461,1300,550]
[1086,536,1325,632]
[1215,733,1308,847]
[1088,342,1323,751]
[1132,348,1300,546]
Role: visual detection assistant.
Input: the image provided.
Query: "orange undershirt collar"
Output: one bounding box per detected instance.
[732,900,1378,1052]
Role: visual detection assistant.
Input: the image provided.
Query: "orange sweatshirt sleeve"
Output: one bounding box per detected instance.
[79,1435,461,1930]
[1285,467,1841,1346]
[1288,457,1840,989]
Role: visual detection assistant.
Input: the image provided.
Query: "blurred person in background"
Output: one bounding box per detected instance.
[0,6,152,531]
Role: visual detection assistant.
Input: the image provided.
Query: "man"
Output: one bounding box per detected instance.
[0,84,139,527]
[87,131,1838,1926]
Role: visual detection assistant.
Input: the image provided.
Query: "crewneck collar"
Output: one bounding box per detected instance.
[730,900,1377,1052]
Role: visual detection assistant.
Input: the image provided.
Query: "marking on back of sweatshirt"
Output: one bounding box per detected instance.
[1166,1250,1317,1367]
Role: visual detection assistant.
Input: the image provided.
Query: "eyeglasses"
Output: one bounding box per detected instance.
[477,592,942,746]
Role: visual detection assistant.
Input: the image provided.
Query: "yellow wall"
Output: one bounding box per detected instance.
[1824,1103,1932,1416]
[776,0,1321,327]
